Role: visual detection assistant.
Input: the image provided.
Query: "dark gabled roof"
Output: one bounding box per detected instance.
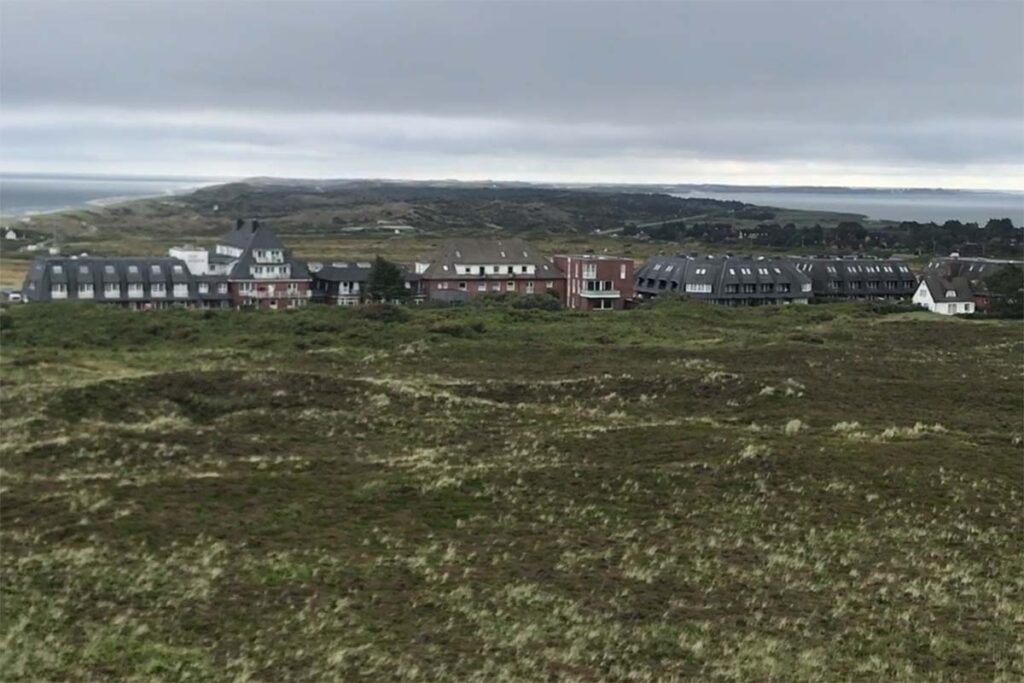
[635,254,811,299]
[313,262,374,282]
[21,256,196,302]
[220,220,286,251]
[420,238,562,279]
[793,257,917,283]
[922,275,975,303]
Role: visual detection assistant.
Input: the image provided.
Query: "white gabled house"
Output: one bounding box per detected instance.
[913,276,975,315]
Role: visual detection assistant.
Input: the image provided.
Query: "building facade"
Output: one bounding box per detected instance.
[792,257,918,300]
[414,238,566,303]
[635,255,812,305]
[553,254,635,310]
[175,220,312,310]
[913,276,976,315]
[20,256,230,308]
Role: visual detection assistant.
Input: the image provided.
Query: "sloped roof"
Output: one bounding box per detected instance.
[420,238,562,278]
[922,275,975,303]
[635,254,811,299]
[221,221,286,251]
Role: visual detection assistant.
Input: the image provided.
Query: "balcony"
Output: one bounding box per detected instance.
[580,288,621,299]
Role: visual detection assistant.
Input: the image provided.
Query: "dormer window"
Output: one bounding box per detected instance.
[455,250,462,258]
[79,265,89,275]
[52,265,63,275]
[173,265,184,274]
[500,251,507,258]
[105,265,115,275]
[128,265,139,274]
[151,265,162,275]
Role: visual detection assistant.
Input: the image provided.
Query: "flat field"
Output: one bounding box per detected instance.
[1,301,1021,681]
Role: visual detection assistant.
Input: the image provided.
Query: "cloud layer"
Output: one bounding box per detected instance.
[2,1,1022,187]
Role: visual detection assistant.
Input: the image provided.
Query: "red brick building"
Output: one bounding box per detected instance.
[216,220,312,309]
[553,254,635,310]
[415,238,566,304]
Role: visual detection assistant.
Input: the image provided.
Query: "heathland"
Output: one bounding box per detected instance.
[2,300,1021,681]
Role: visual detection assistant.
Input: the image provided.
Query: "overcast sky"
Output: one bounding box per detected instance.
[1,0,1022,188]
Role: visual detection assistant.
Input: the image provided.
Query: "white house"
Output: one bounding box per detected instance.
[913,276,975,315]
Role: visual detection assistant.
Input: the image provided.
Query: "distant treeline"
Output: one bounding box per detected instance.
[629,217,1022,256]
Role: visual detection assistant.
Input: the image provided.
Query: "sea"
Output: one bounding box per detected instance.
[673,187,1024,225]
[0,173,222,217]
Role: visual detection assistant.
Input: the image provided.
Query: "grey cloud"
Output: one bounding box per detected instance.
[1,0,1022,185]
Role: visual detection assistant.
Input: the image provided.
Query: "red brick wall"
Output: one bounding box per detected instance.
[553,256,635,310]
[423,277,565,304]
[229,280,311,309]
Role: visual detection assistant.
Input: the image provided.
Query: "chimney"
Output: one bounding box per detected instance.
[235,218,244,230]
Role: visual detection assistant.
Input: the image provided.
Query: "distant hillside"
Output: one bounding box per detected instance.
[180,181,747,234]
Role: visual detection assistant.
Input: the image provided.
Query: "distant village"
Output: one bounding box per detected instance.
[15,218,1022,316]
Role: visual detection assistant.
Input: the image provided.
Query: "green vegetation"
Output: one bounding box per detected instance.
[366,257,411,303]
[2,301,1021,681]
[984,264,1024,318]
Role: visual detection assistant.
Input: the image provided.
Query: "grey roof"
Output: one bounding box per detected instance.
[635,254,811,301]
[420,238,562,279]
[314,262,374,283]
[922,275,975,303]
[218,220,310,281]
[792,257,917,296]
[21,256,203,303]
[221,220,286,251]
[925,257,1023,283]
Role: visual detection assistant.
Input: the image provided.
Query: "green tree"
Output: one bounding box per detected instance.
[365,256,409,303]
[984,265,1023,318]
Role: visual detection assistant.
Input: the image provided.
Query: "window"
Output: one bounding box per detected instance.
[128,283,143,297]
[491,282,500,291]
[594,299,613,310]
[287,283,298,294]
[128,265,139,274]
[52,265,63,275]
[500,251,507,258]
[173,283,189,298]
[198,282,209,294]
[458,281,467,290]
[104,283,120,296]
[760,283,774,293]
[50,283,67,298]
[105,265,115,275]
[78,283,94,297]
[742,284,756,294]
[546,281,554,289]
[506,280,515,290]
[728,268,736,275]
[695,268,707,275]
[620,264,627,279]
[758,268,769,275]
[685,283,712,293]
[521,266,528,273]
[741,268,751,275]
[583,263,597,279]
[151,283,166,296]
[79,265,89,275]
[778,283,791,293]
[491,266,500,274]
[477,282,486,291]
[217,283,228,294]
[653,263,662,271]
[525,281,534,294]
[173,265,184,274]
[725,284,739,293]
[151,265,162,275]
